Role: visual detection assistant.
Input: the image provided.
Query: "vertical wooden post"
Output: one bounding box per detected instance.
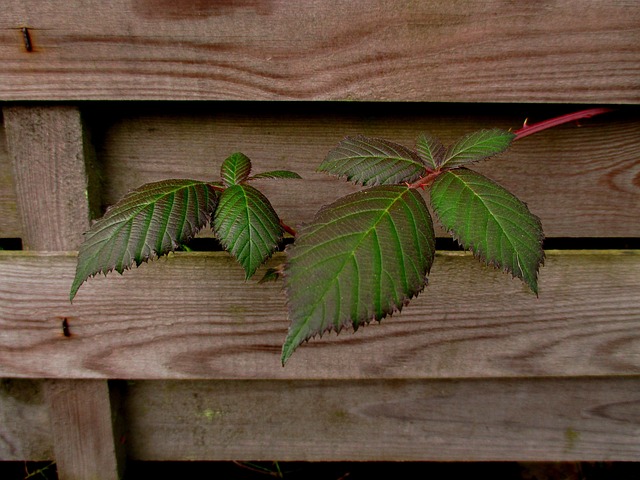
[3,106,124,480]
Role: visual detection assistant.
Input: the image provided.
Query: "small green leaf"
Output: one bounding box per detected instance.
[442,129,515,169]
[221,152,252,186]
[430,168,544,293]
[282,185,435,364]
[258,267,282,283]
[70,179,218,301]
[249,170,302,180]
[318,135,427,186]
[416,133,446,169]
[213,184,283,279]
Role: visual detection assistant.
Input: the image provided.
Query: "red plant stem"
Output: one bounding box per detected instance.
[513,107,614,140]
[280,220,297,237]
[408,169,442,190]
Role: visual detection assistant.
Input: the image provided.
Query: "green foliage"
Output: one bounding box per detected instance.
[71,124,552,366]
[317,135,426,185]
[430,168,544,294]
[282,185,435,364]
[214,184,283,279]
[281,128,543,363]
[71,154,299,300]
[441,129,515,169]
[70,179,218,301]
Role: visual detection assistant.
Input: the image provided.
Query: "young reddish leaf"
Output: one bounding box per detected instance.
[442,129,515,169]
[318,135,427,186]
[249,170,302,180]
[430,168,544,293]
[221,152,252,187]
[416,133,446,169]
[213,184,283,279]
[70,179,218,301]
[282,185,435,364]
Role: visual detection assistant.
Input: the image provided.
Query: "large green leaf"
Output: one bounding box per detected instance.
[221,152,252,187]
[430,168,544,293]
[70,179,218,301]
[318,135,427,186]
[442,129,515,169]
[213,184,283,279]
[282,185,435,364]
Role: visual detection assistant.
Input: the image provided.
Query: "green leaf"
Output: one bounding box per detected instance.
[282,185,435,364]
[221,152,252,186]
[213,184,283,279]
[70,179,218,301]
[416,133,446,169]
[249,170,302,180]
[318,135,427,186]
[430,168,544,293]
[442,129,515,169]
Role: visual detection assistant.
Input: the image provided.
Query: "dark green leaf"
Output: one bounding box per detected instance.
[318,135,427,186]
[221,152,252,187]
[249,170,302,180]
[430,168,544,293]
[416,133,446,169]
[282,185,435,364]
[70,179,218,301]
[213,184,283,279]
[442,129,515,169]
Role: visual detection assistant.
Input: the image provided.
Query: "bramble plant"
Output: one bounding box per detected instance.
[69,108,612,365]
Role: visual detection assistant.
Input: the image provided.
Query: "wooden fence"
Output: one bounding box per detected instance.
[1,1,639,479]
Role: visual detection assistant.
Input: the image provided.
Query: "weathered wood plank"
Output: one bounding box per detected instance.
[123,377,640,461]
[0,1,638,102]
[45,380,123,480]
[0,251,638,380]
[3,106,122,479]
[90,105,640,237]
[0,379,52,461]
[0,116,22,238]
[3,377,639,462]
[3,106,91,250]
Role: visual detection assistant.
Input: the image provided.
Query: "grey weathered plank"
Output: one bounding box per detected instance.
[3,377,639,462]
[45,380,123,480]
[0,117,22,238]
[0,378,52,461]
[3,106,91,250]
[3,106,122,479]
[91,105,640,238]
[0,251,638,380]
[0,1,638,102]
[123,377,640,461]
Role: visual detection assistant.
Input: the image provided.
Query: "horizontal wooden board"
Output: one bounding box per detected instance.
[3,377,639,461]
[0,250,638,380]
[89,104,640,237]
[0,378,52,461]
[0,1,638,102]
[0,117,22,238]
[123,377,640,461]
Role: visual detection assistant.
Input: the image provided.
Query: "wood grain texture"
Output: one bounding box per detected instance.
[0,379,52,461]
[3,106,91,250]
[4,106,122,479]
[122,378,640,461]
[45,380,123,480]
[0,251,638,380]
[0,117,22,239]
[0,1,638,102]
[89,104,640,238]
